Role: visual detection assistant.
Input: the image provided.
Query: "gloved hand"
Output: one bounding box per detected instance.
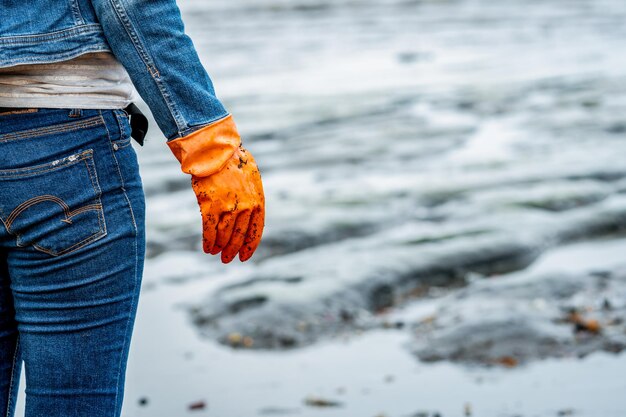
[166,115,265,263]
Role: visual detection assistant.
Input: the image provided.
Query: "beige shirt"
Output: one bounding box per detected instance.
[0,52,139,109]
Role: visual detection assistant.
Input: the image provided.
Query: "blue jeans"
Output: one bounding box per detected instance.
[0,107,146,417]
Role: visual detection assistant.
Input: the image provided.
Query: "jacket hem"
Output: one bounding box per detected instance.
[0,25,112,69]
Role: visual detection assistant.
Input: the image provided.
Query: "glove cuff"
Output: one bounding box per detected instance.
[166,115,241,177]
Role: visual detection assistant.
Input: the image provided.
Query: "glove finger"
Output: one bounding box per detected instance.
[221,210,252,264]
[212,211,237,254]
[201,210,219,254]
[238,206,265,262]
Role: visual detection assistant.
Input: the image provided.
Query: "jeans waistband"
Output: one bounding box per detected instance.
[0,103,147,146]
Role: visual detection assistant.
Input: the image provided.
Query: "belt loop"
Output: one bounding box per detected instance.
[68,108,82,118]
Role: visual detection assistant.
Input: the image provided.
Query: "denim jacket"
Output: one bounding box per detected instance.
[0,0,229,141]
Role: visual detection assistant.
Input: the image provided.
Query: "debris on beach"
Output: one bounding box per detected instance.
[188,400,207,411]
[562,309,602,335]
[303,396,343,408]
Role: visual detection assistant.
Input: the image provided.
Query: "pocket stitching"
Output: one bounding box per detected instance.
[30,228,107,256]
[0,149,92,179]
[0,116,104,143]
[13,207,107,256]
[5,195,103,230]
[0,150,108,256]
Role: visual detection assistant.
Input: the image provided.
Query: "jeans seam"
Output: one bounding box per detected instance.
[98,109,141,414]
[0,116,103,143]
[5,333,20,417]
[112,203,138,416]
[0,216,9,236]
[112,110,133,149]
[99,111,138,234]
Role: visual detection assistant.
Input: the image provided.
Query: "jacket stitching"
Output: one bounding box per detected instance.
[108,0,187,134]
[0,46,112,67]
[70,0,86,25]
[0,24,102,45]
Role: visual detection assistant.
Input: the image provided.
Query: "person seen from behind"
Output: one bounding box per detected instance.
[0,0,265,415]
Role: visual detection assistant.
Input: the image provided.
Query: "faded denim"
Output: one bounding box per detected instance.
[0,107,145,417]
[0,0,230,141]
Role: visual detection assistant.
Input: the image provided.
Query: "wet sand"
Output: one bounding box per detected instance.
[129,239,626,416]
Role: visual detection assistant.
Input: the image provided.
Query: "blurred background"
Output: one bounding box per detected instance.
[40,0,626,415]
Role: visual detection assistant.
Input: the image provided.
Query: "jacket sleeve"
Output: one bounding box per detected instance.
[88,0,230,141]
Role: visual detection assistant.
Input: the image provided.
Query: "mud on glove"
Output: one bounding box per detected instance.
[166,115,265,263]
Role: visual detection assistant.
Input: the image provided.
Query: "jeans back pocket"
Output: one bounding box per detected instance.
[0,149,107,256]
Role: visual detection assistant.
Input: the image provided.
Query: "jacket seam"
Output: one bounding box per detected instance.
[108,0,187,135]
[70,0,86,25]
[0,46,112,68]
[0,24,102,45]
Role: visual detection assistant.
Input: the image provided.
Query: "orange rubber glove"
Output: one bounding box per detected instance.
[166,115,265,263]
